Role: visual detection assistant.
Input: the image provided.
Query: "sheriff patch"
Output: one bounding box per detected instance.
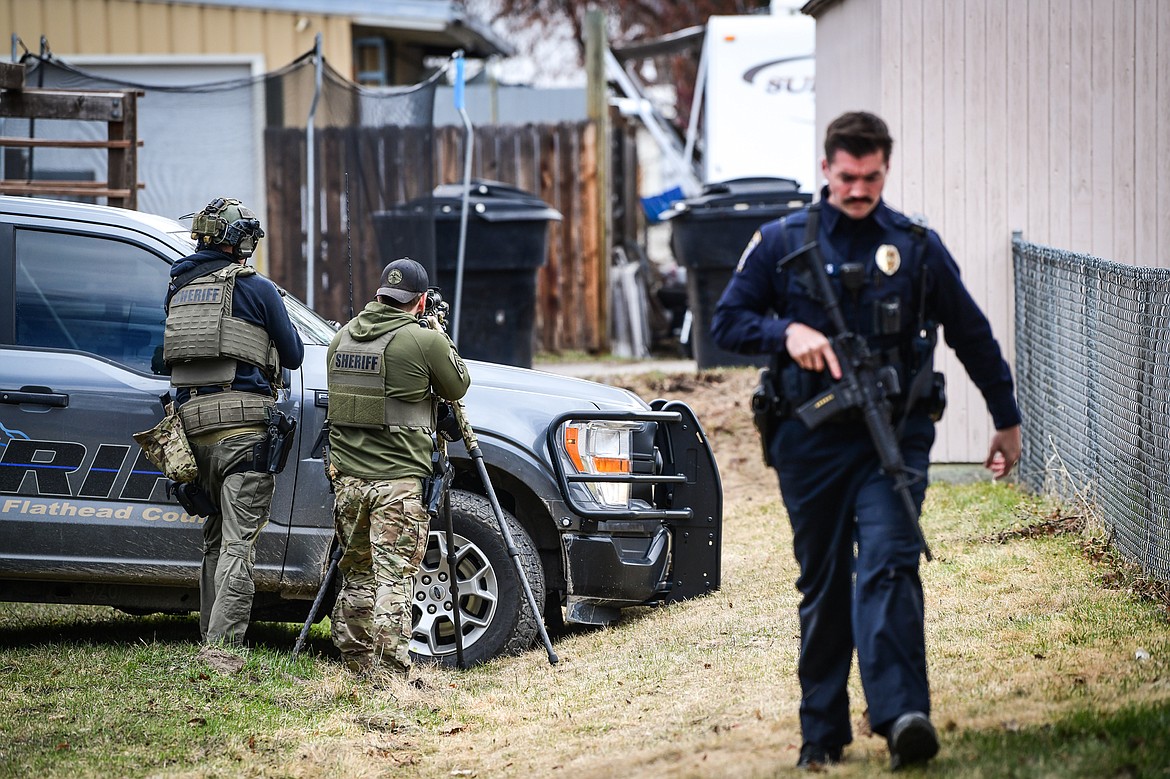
[171,284,223,305]
[333,351,381,373]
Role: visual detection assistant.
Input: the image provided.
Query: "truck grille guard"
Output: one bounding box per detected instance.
[547,400,722,600]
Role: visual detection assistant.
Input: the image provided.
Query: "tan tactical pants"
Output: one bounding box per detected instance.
[189,427,273,647]
[330,473,429,674]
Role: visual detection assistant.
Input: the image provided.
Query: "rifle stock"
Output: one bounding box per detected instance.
[292,544,342,656]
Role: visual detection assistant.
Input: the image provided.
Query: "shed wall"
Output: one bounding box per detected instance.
[809,0,1170,462]
[2,0,351,72]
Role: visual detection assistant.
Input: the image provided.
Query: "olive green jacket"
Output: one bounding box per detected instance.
[326,302,470,481]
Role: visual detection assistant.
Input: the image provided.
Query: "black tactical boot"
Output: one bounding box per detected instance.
[796,742,842,770]
[888,711,939,770]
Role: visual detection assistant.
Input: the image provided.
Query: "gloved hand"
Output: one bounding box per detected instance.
[436,402,461,442]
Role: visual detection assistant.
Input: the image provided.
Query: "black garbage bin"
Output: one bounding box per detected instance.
[669,177,812,369]
[410,181,561,368]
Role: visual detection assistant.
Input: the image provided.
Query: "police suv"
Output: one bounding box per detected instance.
[0,196,722,665]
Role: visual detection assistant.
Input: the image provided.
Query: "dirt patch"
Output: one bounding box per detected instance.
[598,367,774,502]
[197,645,247,674]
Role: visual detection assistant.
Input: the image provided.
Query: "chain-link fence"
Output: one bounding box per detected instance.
[1014,236,1170,583]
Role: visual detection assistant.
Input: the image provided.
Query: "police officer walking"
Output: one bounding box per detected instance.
[164,197,305,649]
[712,112,1022,770]
[325,258,471,677]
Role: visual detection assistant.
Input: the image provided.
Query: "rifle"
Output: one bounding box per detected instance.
[292,421,337,657]
[292,544,342,656]
[418,289,467,666]
[782,208,933,562]
[424,433,464,668]
[420,290,556,665]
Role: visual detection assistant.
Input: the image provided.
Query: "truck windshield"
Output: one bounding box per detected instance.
[284,295,340,345]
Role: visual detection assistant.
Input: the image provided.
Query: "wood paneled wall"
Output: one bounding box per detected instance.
[809,0,1170,461]
[1,0,350,72]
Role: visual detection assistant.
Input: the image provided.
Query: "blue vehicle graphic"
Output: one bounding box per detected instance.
[0,421,32,455]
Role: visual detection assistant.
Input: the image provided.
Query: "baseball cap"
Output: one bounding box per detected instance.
[376,258,429,303]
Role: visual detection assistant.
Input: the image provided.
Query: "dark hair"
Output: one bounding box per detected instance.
[824,111,893,163]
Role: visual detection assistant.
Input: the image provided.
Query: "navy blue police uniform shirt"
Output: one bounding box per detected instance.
[710,190,1021,431]
[166,248,305,404]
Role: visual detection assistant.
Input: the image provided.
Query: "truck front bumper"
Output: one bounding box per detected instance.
[549,401,723,625]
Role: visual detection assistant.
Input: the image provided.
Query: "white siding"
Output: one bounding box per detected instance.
[808,0,1170,462]
[812,0,882,131]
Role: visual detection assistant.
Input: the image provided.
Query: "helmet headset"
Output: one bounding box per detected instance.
[190,197,265,259]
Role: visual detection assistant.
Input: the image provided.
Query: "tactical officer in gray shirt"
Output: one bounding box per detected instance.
[164,197,304,648]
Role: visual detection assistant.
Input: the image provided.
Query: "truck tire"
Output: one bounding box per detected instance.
[409,489,544,667]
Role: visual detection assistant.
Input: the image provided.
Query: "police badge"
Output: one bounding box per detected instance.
[876,244,901,276]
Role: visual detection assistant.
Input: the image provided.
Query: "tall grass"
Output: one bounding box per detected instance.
[2,479,1167,778]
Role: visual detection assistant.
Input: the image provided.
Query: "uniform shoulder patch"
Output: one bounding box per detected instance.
[449,348,467,377]
[736,230,763,273]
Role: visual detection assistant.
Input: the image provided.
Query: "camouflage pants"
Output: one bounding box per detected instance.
[189,427,273,648]
[330,474,429,673]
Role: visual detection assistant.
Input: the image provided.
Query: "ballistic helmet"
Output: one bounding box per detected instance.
[190,197,264,259]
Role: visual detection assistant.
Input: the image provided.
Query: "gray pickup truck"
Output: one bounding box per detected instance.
[0,196,722,665]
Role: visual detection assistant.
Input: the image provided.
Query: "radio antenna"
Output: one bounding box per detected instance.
[345,171,355,320]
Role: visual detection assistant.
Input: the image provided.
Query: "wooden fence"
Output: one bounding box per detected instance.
[264,125,435,324]
[263,120,603,354]
[434,122,603,355]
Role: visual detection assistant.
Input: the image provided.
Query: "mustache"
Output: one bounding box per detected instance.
[844,196,873,205]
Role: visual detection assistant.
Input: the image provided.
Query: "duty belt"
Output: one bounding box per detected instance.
[179,390,274,437]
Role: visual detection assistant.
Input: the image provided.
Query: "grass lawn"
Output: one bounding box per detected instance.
[2,367,1168,777]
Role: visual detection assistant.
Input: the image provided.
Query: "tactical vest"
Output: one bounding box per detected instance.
[163,263,280,389]
[327,328,435,431]
[773,205,943,421]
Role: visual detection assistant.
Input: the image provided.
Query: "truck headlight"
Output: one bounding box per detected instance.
[562,421,639,507]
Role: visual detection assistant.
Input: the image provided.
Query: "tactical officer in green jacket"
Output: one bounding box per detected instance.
[326,258,471,675]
